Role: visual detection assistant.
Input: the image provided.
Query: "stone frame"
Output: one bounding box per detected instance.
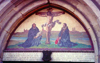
[0,0,99,63]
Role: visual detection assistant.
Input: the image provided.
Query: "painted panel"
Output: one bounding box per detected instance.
[5,8,93,51]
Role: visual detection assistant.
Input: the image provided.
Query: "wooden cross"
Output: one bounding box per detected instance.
[36,7,65,44]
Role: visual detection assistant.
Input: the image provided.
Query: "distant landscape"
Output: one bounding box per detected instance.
[5,29,93,51]
[13,29,89,39]
[13,30,90,44]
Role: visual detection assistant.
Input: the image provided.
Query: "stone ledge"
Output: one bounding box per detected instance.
[3,52,95,62]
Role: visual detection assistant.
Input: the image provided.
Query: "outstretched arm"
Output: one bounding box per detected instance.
[52,11,65,17]
[36,12,47,17]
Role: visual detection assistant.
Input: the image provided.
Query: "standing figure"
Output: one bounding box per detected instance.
[18,23,42,48]
[58,23,77,48]
[36,7,65,44]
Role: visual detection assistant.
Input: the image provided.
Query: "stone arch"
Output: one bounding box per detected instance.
[0,0,99,63]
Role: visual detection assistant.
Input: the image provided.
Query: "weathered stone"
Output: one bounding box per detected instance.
[96,0,100,5]
[93,25,100,38]
[0,5,15,23]
[49,0,75,12]
[20,0,48,15]
[0,0,11,11]
[0,9,17,31]
[3,52,95,62]
[3,52,43,61]
[0,0,100,63]
[83,0,100,21]
[0,0,12,17]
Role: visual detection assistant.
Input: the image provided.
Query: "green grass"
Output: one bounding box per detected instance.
[72,43,91,48]
[7,40,91,49]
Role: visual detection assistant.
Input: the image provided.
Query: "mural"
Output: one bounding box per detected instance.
[5,8,93,51]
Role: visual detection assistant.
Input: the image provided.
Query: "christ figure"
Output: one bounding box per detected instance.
[36,7,65,44]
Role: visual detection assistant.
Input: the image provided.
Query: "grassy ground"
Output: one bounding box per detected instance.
[7,39,91,49]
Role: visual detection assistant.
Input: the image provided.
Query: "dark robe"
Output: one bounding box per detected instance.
[18,26,42,48]
[58,26,77,48]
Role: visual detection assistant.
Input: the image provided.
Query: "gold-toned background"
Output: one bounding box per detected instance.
[15,8,85,32]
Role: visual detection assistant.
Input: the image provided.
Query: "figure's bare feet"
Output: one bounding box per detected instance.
[45,42,50,44]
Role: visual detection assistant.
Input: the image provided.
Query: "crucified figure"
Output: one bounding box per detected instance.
[36,7,65,44]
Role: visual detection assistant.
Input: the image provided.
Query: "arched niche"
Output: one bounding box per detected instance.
[1,3,97,62]
[5,7,94,52]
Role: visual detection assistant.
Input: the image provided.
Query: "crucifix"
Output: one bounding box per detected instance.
[36,7,65,44]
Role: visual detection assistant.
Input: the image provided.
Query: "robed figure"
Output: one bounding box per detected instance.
[18,23,42,48]
[58,23,77,47]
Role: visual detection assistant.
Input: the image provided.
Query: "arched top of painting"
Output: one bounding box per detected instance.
[16,8,85,32]
[5,7,94,52]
